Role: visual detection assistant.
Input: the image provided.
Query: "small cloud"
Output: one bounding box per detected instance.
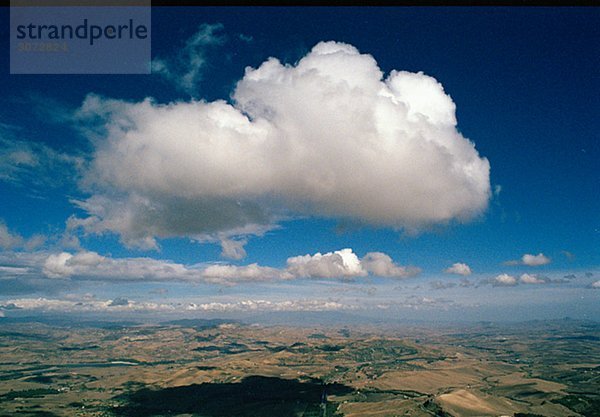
[494,273,517,286]
[361,252,420,278]
[108,297,129,307]
[444,262,472,276]
[493,184,502,196]
[219,237,247,260]
[520,273,545,284]
[287,248,366,279]
[459,278,474,288]
[591,280,600,289]
[0,303,22,310]
[239,33,253,43]
[504,253,551,267]
[200,263,286,285]
[0,220,46,251]
[152,23,226,95]
[0,221,23,250]
[430,280,457,290]
[0,131,82,194]
[522,253,551,266]
[561,250,575,261]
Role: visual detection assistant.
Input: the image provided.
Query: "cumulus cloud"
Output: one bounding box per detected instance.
[152,23,226,94]
[522,253,551,266]
[519,273,545,284]
[4,247,414,286]
[592,280,600,289]
[42,251,200,282]
[494,273,517,286]
[505,253,551,267]
[286,248,366,279]
[361,252,420,278]
[444,262,472,276]
[74,40,490,254]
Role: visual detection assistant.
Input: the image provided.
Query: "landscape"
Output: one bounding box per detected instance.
[2,6,599,417]
[0,317,598,417]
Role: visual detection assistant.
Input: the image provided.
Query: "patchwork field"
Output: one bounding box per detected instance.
[0,318,598,416]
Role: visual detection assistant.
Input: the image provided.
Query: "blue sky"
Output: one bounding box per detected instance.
[0,7,598,321]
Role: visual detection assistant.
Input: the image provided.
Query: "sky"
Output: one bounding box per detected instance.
[0,7,598,323]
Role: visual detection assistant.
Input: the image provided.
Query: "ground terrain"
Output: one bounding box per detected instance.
[0,318,598,417]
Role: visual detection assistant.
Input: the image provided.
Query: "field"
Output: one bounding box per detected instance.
[0,318,598,417]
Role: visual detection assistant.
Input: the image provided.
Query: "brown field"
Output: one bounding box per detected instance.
[0,318,598,416]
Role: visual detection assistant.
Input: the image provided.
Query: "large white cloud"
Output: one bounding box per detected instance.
[72,41,490,254]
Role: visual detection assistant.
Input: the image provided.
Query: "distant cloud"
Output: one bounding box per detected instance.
[287,248,366,279]
[561,250,575,260]
[361,252,420,278]
[1,297,355,314]
[0,221,45,251]
[522,253,551,266]
[108,297,129,306]
[0,222,23,250]
[0,131,82,194]
[238,33,253,43]
[218,237,247,260]
[74,40,490,253]
[444,262,472,276]
[42,250,201,282]
[2,247,418,286]
[200,263,287,284]
[152,23,226,95]
[504,253,551,267]
[494,273,517,286]
[459,278,474,288]
[519,273,545,284]
[592,280,600,289]
[430,280,457,290]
